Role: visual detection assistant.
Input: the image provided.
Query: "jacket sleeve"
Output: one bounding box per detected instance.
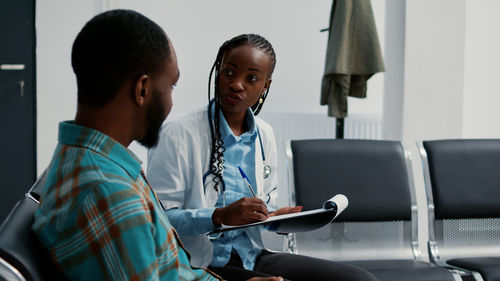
[147,121,217,236]
[147,123,187,210]
[166,208,216,236]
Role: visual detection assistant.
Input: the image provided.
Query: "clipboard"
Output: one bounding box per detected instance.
[211,194,348,234]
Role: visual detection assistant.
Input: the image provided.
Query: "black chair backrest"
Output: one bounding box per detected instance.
[26,169,47,204]
[0,197,65,281]
[423,139,500,220]
[290,139,411,222]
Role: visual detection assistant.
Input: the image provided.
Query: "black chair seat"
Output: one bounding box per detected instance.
[448,257,500,281]
[345,260,457,281]
[421,139,500,281]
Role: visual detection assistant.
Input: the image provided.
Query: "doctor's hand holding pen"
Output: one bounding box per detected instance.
[237,166,303,218]
[212,197,270,227]
[211,198,304,226]
[211,167,303,227]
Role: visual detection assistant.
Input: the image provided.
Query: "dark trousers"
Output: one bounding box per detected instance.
[208,250,378,281]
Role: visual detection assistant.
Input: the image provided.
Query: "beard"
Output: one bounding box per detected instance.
[138,90,167,149]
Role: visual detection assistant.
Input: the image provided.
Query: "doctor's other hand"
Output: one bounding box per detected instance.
[212,197,269,226]
[247,277,284,281]
[269,206,303,217]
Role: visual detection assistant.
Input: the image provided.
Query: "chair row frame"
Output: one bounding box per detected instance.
[0,170,45,281]
[285,140,422,260]
[417,142,485,281]
[284,139,474,281]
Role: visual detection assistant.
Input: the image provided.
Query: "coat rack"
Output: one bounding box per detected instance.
[336,118,344,139]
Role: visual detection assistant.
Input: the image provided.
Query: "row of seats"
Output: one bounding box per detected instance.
[0,139,499,281]
[0,170,67,281]
[286,139,500,281]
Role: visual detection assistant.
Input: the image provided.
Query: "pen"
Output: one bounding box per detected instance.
[238,166,257,197]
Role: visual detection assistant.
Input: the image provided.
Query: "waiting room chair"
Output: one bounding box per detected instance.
[286,139,462,281]
[0,171,65,281]
[25,169,46,204]
[419,139,500,281]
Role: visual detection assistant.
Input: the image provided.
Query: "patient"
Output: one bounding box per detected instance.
[32,9,282,281]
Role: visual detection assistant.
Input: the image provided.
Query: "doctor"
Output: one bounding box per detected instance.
[147,34,377,281]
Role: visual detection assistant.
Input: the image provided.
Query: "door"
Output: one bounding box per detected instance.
[0,0,36,222]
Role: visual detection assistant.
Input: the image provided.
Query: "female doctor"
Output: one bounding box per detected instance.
[147,34,377,281]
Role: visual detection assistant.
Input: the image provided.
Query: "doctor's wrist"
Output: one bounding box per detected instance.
[212,208,223,227]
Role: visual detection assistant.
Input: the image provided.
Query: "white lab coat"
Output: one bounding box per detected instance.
[147,106,279,268]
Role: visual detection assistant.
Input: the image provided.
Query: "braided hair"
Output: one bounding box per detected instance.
[207,34,276,192]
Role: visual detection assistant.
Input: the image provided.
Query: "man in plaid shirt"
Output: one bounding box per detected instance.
[32,9,282,281]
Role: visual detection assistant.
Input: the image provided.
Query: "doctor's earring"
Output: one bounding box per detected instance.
[259,97,263,104]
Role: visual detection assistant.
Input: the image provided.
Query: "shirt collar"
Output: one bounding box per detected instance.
[58,121,142,180]
[211,103,257,144]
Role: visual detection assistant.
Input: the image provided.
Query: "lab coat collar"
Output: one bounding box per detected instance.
[210,102,257,145]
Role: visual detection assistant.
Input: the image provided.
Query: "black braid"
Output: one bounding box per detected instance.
[207,34,276,192]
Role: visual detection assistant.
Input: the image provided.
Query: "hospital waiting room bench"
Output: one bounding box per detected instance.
[0,171,66,281]
[286,139,464,281]
[419,139,500,281]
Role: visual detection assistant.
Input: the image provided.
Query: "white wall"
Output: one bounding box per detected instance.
[111,0,385,117]
[463,0,500,138]
[36,0,102,174]
[405,0,467,260]
[382,0,405,140]
[384,0,500,142]
[36,0,386,173]
[403,0,466,143]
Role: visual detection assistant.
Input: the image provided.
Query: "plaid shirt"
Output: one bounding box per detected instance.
[33,121,220,281]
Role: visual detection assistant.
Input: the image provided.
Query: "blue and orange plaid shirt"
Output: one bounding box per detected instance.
[33,121,220,281]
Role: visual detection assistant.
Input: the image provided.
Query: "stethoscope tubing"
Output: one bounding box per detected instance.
[206,101,268,195]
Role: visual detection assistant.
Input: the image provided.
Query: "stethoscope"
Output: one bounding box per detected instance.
[205,101,272,196]
[257,129,272,180]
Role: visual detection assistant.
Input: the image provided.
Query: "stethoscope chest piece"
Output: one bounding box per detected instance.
[256,129,272,179]
[263,164,271,179]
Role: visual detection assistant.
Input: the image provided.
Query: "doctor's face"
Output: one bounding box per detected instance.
[217,44,272,115]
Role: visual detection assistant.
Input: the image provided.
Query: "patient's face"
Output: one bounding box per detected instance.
[140,89,167,148]
[139,40,179,148]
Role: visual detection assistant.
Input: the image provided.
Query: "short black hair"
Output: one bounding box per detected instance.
[71,9,170,108]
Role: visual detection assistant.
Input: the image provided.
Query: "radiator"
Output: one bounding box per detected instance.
[259,112,382,206]
[261,113,382,141]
